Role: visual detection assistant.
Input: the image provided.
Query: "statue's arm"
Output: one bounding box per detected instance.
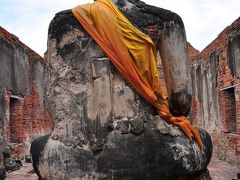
[158,15,192,117]
[118,1,192,116]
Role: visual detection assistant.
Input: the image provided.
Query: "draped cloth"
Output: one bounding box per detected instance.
[72,0,203,148]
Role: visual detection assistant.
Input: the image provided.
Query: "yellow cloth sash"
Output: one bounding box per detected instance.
[72,0,203,148]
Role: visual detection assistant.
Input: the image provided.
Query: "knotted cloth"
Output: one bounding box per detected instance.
[72,0,203,148]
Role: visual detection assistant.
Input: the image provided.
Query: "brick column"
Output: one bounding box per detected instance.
[3,90,11,144]
[191,96,201,126]
[235,85,240,134]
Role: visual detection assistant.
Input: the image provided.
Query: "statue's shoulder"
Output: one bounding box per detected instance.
[48,10,85,44]
[118,0,184,29]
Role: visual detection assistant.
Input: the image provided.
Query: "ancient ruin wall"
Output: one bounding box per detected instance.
[188,17,240,166]
[0,26,52,162]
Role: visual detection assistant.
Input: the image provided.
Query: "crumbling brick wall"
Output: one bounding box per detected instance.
[0,26,52,161]
[188,17,240,167]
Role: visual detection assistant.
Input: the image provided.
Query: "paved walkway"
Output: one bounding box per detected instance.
[208,157,239,180]
[5,157,240,180]
[6,163,37,180]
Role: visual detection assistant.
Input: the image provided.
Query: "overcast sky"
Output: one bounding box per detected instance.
[0,0,239,56]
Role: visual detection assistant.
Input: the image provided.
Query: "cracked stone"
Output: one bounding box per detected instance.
[130,118,145,135]
[115,119,130,134]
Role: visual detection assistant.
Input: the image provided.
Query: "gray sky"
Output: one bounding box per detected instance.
[0,0,239,56]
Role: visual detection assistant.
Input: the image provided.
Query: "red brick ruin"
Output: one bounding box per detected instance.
[0,26,52,162]
[0,16,239,168]
[188,17,240,167]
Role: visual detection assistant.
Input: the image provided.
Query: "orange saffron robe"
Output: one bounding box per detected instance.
[72,0,203,148]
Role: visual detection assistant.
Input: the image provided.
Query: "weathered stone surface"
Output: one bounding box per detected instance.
[37,1,212,179]
[0,166,6,180]
[115,118,129,134]
[228,34,240,78]
[129,117,145,135]
[0,38,29,96]
[31,134,51,179]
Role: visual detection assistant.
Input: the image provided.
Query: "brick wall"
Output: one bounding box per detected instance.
[188,17,240,167]
[187,42,200,64]
[219,89,237,132]
[236,85,240,134]
[0,26,44,64]
[4,88,52,158]
[190,96,201,125]
[0,26,53,160]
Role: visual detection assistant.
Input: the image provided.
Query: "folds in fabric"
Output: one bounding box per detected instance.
[72,0,202,148]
